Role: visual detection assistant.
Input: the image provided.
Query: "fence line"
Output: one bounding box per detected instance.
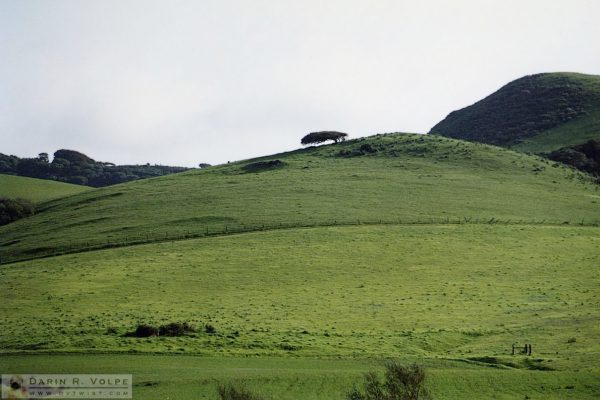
[1,217,598,265]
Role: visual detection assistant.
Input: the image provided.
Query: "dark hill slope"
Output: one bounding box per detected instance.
[429,73,600,151]
[1,134,598,264]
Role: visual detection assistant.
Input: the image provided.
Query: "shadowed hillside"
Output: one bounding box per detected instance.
[429,72,600,152]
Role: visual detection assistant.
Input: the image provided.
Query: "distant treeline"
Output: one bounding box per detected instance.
[0,149,189,187]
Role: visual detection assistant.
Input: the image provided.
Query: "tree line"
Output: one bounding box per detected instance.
[0,149,188,187]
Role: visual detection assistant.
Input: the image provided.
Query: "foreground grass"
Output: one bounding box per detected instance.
[0,173,89,203]
[1,225,598,370]
[0,355,598,399]
[1,134,599,263]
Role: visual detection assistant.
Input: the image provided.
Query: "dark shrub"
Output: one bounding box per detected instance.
[347,361,430,400]
[131,324,159,337]
[217,384,265,400]
[105,327,118,335]
[205,324,217,334]
[159,322,196,336]
[338,143,381,157]
[242,160,284,173]
[548,139,600,177]
[0,197,35,226]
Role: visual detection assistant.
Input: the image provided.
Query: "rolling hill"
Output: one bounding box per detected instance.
[1,133,599,399]
[0,173,90,203]
[429,72,600,153]
[1,133,598,264]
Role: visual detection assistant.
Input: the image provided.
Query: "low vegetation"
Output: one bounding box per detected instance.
[218,384,266,400]
[242,160,285,173]
[125,322,196,337]
[347,361,430,400]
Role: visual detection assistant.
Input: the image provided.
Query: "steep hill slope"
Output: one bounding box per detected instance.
[0,173,90,202]
[1,133,598,264]
[429,72,600,152]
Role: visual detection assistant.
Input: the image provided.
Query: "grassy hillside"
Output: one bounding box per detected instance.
[1,133,598,264]
[0,173,89,202]
[429,72,600,152]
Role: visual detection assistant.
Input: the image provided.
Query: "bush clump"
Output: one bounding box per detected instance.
[131,324,159,337]
[338,143,381,157]
[217,384,265,400]
[347,361,430,400]
[126,322,197,337]
[242,160,285,173]
[0,197,35,226]
[159,322,196,336]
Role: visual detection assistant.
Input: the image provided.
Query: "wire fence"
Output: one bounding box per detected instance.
[1,216,598,265]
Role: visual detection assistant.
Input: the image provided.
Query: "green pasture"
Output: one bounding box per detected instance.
[0,173,89,203]
[1,225,598,368]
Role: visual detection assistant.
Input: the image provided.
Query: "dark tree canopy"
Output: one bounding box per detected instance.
[0,197,35,226]
[0,149,188,187]
[547,139,600,177]
[301,131,348,145]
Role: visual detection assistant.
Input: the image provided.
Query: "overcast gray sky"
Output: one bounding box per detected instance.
[1,0,599,167]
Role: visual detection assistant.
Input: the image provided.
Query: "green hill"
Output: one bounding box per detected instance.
[1,134,599,399]
[1,133,598,263]
[0,173,90,202]
[429,72,600,153]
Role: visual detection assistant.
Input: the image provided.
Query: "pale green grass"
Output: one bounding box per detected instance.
[0,173,89,203]
[1,134,598,263]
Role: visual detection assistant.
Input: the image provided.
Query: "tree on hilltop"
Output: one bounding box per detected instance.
[301,131,348,145]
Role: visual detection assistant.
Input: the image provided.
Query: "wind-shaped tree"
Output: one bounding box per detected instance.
[301,131,348,145]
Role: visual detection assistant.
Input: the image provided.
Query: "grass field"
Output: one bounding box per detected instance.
[1,134,599,399]
[1,224,599,397]
[1,355,598,399]
[0,173,89,203]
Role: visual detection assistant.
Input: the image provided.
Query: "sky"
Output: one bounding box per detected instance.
[1,0,599,167]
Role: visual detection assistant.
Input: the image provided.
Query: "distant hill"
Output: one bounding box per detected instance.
[0,173,89,203]
[0,149,189,187]
[429,72,600,153]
